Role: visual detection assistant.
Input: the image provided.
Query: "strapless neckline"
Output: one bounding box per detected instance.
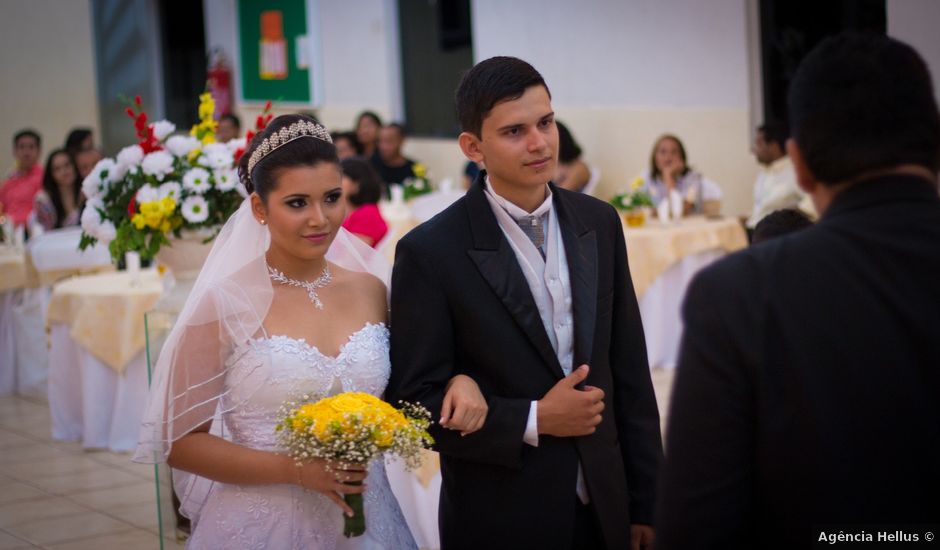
[255,321,387,361]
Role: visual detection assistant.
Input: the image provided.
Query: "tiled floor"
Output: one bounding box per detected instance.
[0,394,183,550]
[0,368,676,549]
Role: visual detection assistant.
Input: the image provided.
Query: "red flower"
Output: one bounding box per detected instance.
[127,193,138,217]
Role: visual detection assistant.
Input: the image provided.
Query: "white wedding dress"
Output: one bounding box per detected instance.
[185,322,417,550]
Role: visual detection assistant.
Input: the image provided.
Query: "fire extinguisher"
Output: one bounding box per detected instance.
[207,48,233,117]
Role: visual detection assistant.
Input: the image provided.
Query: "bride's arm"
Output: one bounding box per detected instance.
[169,430,366,516]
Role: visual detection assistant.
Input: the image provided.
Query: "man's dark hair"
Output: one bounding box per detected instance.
[788,32,940,184]
[64,128,92,155]
[341,157,383,206]
[752,209,814,244]
[556,121,582,163]
[758,120,789,150]
[455,56,550,137]
[14,129,41,148]
[385,123,407,138]
[331,131,362,155]
[220,113,241,130]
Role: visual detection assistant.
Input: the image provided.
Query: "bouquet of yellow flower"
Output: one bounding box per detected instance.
[276,392,433,538]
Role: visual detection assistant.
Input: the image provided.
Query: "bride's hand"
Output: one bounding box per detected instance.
[296,460,368,517]
[440,374,488,436]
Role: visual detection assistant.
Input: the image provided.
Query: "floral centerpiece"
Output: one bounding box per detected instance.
[79,94,272,266]
[609,176,654,227]
[276,392,433,538]
[402,162,432,201]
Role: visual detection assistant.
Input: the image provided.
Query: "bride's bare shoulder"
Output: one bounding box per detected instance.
[329,264,387,301]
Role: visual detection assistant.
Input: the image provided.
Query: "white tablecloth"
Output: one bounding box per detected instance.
[47,323,150,451]
[638,249,727,369]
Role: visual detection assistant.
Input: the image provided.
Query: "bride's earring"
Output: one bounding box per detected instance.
[260,219,267,225]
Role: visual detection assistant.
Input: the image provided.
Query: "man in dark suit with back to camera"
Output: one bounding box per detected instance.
[655,32,940,549]
[387,56,662,550]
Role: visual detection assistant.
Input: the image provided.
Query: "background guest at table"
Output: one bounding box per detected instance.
[331,131,361,160]
[355,110,382,158]
[461,160,483,189]
[371,123,418,195]
[554,121,591,193]
[750,208,813,244]
[655,32,940,549]
[33,148,83,230]
[64,127,94,156]
[0,129,43,227]
[746,121,814,234]
[216,114,241,142]
[341,157,388,247]
[640,134,721,217]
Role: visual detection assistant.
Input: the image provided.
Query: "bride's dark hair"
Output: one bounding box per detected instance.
[237,113,338,201]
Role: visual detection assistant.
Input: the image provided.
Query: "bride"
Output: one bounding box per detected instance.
[134,114,486,549]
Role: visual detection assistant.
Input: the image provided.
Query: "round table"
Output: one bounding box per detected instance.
[46,270,164,451]
[624,216,748,368]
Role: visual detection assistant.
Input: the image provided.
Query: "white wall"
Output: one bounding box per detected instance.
[887,0,940,103]
[471,0,757,214]
[206,0,760,214]
[0,0,99,176]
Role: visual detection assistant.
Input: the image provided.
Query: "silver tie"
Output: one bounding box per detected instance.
[517,215,545,258]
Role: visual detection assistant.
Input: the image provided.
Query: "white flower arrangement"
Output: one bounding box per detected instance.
[158,181,182,201]
[181,195,210,223]
[78,94,251,264]
[165,135,201,158]
[150,120,176,141]
[183,167,212,194]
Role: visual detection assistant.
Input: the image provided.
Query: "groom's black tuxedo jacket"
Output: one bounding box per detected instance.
[387,174,662,549]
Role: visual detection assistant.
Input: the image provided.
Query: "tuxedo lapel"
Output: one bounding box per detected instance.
[465,175,565,380]
[553,186,598,367]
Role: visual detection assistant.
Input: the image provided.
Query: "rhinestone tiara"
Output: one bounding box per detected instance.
[246,119,333,179]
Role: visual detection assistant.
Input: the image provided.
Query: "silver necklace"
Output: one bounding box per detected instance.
[267,264,332,310]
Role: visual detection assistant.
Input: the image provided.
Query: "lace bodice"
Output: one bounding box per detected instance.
[185,322,416,550]
[222,322,391,452]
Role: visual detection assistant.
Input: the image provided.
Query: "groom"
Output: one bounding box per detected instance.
[388,57,662,549]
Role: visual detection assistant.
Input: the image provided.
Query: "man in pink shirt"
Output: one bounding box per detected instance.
[0,129,44,226]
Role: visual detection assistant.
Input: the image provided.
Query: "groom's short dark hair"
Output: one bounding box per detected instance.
[788,32,940,184]
[455,56,550,138]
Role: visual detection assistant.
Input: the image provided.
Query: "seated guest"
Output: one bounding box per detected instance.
[747,120,814,231]
[74,148,102,180]
[341,157,388,247]
[355,111,382,158]
[0,129,43,227]
[554,121,591,192]
[640,134,720,216]
[371,123,418,194]
[462,160,483,189]
[751,208,813,244]
[33,148,82,230]
[655,33,940,549]
[64,128,94,156]
[331,131,361,160]
[216,114,241,142]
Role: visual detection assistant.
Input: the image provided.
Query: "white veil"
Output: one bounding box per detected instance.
[133,198,389,521]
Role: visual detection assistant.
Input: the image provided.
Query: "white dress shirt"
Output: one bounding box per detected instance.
[747,156,815,228]
[483,179,589,503]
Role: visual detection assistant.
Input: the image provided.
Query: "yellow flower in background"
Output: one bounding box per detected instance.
[630,176,645,191]
[197,92,215,120]
[190,92,218,145]
[412,163,427,179]
[131,213,146,230]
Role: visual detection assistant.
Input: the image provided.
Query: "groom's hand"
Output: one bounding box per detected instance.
[536,365,605,437]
